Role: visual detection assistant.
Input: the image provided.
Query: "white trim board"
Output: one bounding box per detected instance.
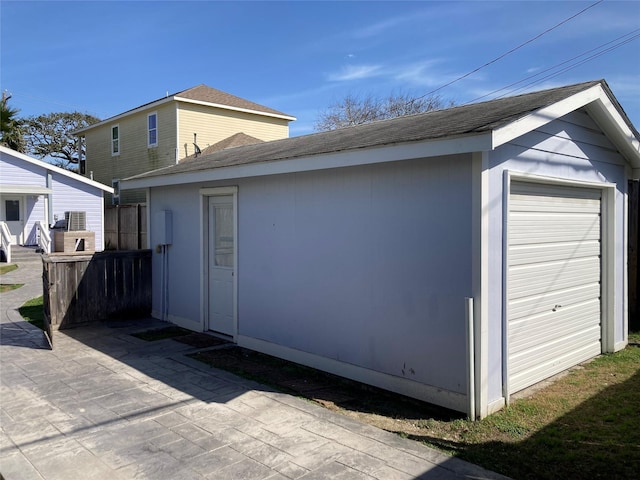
[0,146,114,193]
[237,335,468,413]
[123,135,490,190]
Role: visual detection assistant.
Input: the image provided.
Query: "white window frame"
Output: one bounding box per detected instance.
[112,179,120,205]
[147,112,158,148]
[111,124,120,156]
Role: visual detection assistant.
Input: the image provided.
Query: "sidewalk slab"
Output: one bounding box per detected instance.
[1,255,510,480]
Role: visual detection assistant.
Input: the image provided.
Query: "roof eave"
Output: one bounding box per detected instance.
[492,83,640,168]
[0,146,114,193]
[174,97,296,122]
[73,96,175,135]
[73,94,296,136]
[121,132,492,190]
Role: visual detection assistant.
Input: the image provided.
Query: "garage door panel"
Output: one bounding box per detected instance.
[509,300,600,352]
[510,195,600,213]
[509,241,600,265]
[508,283,600,320]
[508,216,600,245]
[509,341,602,393]
[509,257,600,298]
[509,326,601,374]
[510,182,601,200]
[508,181,601,395]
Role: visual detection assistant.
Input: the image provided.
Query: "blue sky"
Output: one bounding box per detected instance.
[1,0,639,136]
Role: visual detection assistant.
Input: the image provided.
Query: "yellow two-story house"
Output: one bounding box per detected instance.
[74,84,296,204]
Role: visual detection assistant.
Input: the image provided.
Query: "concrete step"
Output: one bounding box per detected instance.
[3,246,44,264]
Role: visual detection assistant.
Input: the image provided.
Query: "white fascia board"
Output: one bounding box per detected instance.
[583,91,640,169]
[0,146,114,193]
[121,133,492,190]
[492,84,640,167]
[174,97,297,122]
[492,85,602,148]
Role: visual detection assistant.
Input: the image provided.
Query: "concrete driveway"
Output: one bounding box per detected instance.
[0,248,509,480]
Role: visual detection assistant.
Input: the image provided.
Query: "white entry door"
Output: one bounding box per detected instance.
[2,196,24,244]
[208,195,235,336]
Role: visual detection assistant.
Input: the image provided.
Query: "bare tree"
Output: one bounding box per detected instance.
[25,112,100,170]
[315,92,453,131]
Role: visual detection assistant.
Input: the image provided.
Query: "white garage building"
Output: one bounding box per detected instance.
[123,80,640,418]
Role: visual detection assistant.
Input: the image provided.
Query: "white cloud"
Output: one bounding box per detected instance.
[327,64,383,82]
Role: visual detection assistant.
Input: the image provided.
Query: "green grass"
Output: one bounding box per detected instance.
[410,341,640,479]
[0,264,18,275]
[190,334,640,480]
[0,283,23,293]
[0,264,21,292]
[18,296,45,331]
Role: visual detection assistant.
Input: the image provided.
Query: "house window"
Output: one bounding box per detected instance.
[112,179,120,205]
[148,113,157,147]
[111,125,120,156]
[5,200,20,221]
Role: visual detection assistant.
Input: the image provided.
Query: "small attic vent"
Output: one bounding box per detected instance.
[65,211,86,231]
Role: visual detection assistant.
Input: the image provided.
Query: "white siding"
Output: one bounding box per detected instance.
[1,150,107,250]
[50,173,106,251]
[1,150,44,184]
[149,154,475,398]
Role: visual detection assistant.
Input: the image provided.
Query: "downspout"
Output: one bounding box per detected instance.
[466,297,476,420]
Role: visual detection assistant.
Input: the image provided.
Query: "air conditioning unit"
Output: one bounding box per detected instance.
[65,211,86,231]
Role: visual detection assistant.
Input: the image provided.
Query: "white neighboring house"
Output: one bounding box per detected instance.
[0,146,113,259]
[123,80,640,418]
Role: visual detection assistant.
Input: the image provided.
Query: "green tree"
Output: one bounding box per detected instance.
[0,92,26,152]
[314,92,454,131]
[25,112,100,170]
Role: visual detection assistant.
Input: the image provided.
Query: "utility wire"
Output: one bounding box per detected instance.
[409,0,605,104]
[492,33,640,99]
[465,28,640,104]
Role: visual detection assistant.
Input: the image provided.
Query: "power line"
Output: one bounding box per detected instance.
[465,28,640,104]
[409,0,605,104]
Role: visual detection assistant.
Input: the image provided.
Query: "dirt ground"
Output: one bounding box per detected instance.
[188,343,464,439]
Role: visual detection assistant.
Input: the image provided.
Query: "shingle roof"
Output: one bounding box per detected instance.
[175,85,293,118]
[74,85,295,134]
[180,132,264,163]
[126,80,633,182]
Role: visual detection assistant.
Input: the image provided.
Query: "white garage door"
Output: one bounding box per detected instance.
[507,181,602,394]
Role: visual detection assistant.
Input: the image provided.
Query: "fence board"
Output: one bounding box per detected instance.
[43,250,152,332]
[105,204,147,250]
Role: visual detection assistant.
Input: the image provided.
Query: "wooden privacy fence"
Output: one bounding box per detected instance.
[105,204,147,250]
[43,250,152,338]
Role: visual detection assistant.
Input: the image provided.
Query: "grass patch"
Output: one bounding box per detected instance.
[132,326,192,341]
[0,265,21,292]
[0,264,18,275]
[18,296,45,331]
[190,339,640,479]
[0,283,23,293]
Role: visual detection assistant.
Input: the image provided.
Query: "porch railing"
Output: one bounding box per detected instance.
[36,221,52,254]
[0,221,13,263]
